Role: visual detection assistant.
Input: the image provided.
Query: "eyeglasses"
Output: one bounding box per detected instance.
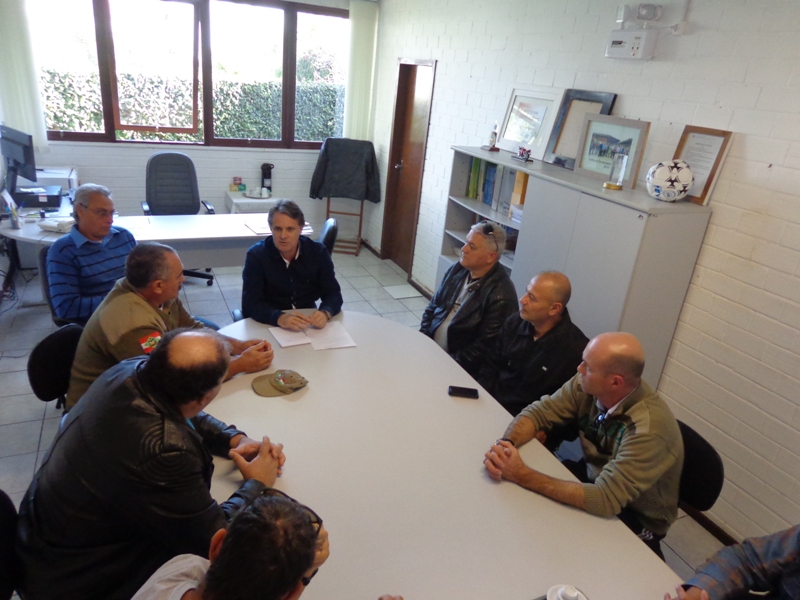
[78,203,117,218]
[477,221,499,252]
[255,488,323,586]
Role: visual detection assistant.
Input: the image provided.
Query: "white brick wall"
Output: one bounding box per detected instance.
[364,0,800,540]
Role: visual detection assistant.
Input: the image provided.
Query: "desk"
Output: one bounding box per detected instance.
[208,313,681,600]
[0,211,313,270]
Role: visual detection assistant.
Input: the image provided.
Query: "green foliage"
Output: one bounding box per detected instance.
[213,80,282,139]
[39,69,344,143]
[40,70,104,133]
[297,49,338,83]
[296,81,344,141]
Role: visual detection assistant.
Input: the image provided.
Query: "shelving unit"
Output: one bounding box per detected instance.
[437,146,712,388]
[439,152,521,277]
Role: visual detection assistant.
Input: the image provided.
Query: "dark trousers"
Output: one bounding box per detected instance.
[561,457,666,560]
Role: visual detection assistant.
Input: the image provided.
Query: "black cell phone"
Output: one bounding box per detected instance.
[448,385,479,399]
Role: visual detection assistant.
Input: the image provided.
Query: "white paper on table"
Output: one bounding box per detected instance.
[305,321,356,350]
[245,220,273,235]
[268,327,311,348]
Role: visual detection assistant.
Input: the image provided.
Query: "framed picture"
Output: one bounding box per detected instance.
[673,125,732,205]
[543,89,617,169]
[574,114,650,189]
[497,86,565,161]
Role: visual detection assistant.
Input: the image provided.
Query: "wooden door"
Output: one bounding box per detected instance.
[381,59,436,275]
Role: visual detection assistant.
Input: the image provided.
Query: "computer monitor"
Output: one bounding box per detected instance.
[0,124,37,194]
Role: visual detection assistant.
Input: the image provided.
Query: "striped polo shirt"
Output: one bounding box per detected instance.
[46,225,137,323]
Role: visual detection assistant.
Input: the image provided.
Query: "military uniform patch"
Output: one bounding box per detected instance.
[138,332,162,354]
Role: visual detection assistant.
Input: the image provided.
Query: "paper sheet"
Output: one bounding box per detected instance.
[304,321,356,350]
[268,327,311,348]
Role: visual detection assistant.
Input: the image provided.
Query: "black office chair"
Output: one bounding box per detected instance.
[27,323,84,410]
[38,245,75,327]
[318,217,338,255]
[144,151,215,286]
[677,420,725,512]
[0,489,20,600]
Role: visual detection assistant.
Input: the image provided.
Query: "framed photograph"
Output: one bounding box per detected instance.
[497,86,565,161]
[673,125,732,205]
[574,114,650,189]
[543,89,617,169]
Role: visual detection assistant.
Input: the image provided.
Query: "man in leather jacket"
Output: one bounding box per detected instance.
[16,330,285,600]
[420,221,517,378]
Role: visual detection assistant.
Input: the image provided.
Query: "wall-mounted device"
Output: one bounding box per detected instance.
[637,3,663,21]
[605,28,657,60]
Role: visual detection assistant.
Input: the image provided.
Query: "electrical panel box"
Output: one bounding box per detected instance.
[605,29,657,60]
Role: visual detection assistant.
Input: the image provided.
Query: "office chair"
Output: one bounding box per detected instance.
[677,420,725,512]
[143,151,215,286]
[318,218,338,255]
[38,245,76,327]
[27,323,84,410]
[0,489,20,600]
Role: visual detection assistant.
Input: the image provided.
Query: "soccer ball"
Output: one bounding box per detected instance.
[646,160,695,202]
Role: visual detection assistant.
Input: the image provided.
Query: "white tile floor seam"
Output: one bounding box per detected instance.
[0,250,724,579]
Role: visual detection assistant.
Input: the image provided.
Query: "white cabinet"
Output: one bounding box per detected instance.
[438,146,711,388]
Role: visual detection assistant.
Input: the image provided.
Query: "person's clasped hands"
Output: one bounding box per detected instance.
[225,338,274,376]
[229,435,285,487]
[483,439,526,483]
[277,310,331,331]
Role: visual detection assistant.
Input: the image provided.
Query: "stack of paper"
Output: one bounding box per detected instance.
[268,321,356,350]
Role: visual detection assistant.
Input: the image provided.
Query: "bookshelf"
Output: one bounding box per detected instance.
[437,145,712,387]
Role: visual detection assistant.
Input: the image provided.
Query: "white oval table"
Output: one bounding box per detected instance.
[208,312,682,600]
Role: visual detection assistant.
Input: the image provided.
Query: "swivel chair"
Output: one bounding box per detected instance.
[318,218,338,255]
[143,151,215,285]
[0,489,20,600]
[27,323,84,410]
[677,420,725,512]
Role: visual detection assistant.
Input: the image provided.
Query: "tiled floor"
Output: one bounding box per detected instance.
[0,248,723,584]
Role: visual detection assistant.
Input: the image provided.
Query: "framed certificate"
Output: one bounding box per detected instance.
[497,86,564,161]
[673,125,732,205]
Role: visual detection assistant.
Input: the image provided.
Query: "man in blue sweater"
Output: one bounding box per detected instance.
[46,183,136,324]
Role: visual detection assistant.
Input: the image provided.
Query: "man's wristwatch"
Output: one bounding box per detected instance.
[321,310,332,321]
[498,437,516,447]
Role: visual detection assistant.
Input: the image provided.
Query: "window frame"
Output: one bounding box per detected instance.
[44,0,349,149]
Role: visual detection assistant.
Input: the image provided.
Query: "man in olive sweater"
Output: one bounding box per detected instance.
[484,332,684,557]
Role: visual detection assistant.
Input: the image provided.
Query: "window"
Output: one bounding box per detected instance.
[28,0,105,134]
[26,0,348,148]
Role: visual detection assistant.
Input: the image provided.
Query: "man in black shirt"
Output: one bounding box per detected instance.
[478,271,588,416]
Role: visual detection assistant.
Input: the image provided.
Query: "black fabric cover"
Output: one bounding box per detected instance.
[309,138,381,203]
[0,490,19,600]
[678,420,724,511]
[27,323,83,403]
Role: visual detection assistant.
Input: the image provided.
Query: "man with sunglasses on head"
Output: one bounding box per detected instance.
[131,494,330,600]
[133,491,405,600]
[420,220,517,379]
[484,332,683,558]
[17,329,286,600]
[46,183,136,324]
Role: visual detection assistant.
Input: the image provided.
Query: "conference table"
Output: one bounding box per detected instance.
[0,199,312,269]
[208,312,682,600]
